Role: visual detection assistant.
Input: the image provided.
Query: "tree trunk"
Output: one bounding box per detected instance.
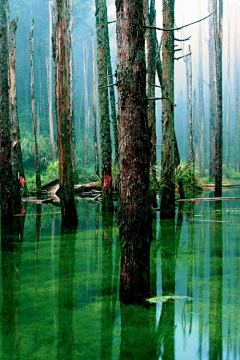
[9,19,27,208]
[52,0,78,224]
[226,17,231,179]
[83,39,90,168]
[116,0,152,293]
[47,0,56,162]
[91,31,99,177]
[95,0,113,209]
[198,8,206,176]
[214,0,223,196]
[160,0,176,218]
[30,20,42,195]
[0,0,13,220]
[208,0,216,181]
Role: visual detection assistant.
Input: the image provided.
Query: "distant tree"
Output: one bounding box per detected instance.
[29,20,42,195]
[9,18,27,206]
[95,0,113,209]
[214,0,223,196]
[160,0,176,217]
[0,0,13,220]
[116,0,152,298]
[52,0,78,224]
[83,39,90,167]
[226,16,231,178]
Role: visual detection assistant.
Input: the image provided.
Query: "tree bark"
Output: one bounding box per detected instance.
[160,0,176,218]
[30,20,41,195]
[91,32,99,176]
[116,0,152,279]
[52,0,78,224]
[214,0,223,196]
[0,0,13,220]
[47,0,56,162]
[9,19,27,208]
[95,0,113,209]
[208,0,216,181]
[226,17,230,179]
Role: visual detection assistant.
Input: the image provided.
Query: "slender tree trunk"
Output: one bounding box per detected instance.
[83,39,90,168]
[29,20,41,195]
[47,0,56,162]
[9,19,27,208]
[198,8,206,176]
[234,20,239,172]
[95,0,113,209]
[91,32,99,176]
[0,0,13,220]
[116,0,152,273]
[208,0,216,181]
[226,18,231,179]
[160,0,176,218]
[214,0,223,196]
[52,0,78,224]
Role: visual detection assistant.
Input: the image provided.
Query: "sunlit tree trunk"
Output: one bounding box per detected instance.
[208,0,216,182]
[95,0,113,209]
[91,31,99,176]
[9,19,27,208]
[0,0,13,220]
[52,0,78,224]
[214,0,223,196]
[198,8,206,176]
[30,20,42,195]
[160,0,176,218]
[47,0,56,162]
[83,39,90,168]
[116,0,152,284]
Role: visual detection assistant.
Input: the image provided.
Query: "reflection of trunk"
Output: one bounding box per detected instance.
[209,202,222,359]
[30,20,42,195]
[116,0,152,255]
[0,1,13,219]
[214,1,223,196]
[58,224,77,360]
[47,0,56,162]
[95,0,112,209]
[1,217,24,360]
[9,19,27,206]
[83,39,90,167]
[160,0,176,218]
[208,0,216,181]
[52,0,78,224]
[91,32,99,176]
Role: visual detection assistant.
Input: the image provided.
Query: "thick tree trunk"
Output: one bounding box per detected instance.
[91,32,99,176]
[214,0,223,196]
[30,20,41,195]
[116,0,152,298]
[83,39,90,168]
[208,0,216,181]
[52,0,78,224]
[160,0,176,218]
[47,0,56,162]
[9,19,27,208]
[226,18,230,179]
[95,0,113,209]
[0,0,13,220]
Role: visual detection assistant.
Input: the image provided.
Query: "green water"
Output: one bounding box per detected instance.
[0,193,240,359]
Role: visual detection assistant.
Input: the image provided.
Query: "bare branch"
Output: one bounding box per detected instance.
[149,82,164,89]
[203,80,210,87]
[174,36,192,42]
[146,9,217,32]
[174,48,182,52]
[174,52,191,61]
[108,20,116,24]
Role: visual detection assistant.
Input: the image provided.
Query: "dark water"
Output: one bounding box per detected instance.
[0,191,240,359]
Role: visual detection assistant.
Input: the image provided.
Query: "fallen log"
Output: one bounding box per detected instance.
[177,196,240,202]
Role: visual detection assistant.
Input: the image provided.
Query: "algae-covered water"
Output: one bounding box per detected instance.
[0,191,240,359]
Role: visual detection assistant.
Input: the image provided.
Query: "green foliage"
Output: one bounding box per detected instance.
[175,161,203,198]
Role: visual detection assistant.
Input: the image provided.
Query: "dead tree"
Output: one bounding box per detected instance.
[0,0,13,219]
[52,0,78,224]
[9,19,27,207]
[29,20,42,195]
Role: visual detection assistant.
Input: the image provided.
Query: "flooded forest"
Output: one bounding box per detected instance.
[0,0,240,359]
